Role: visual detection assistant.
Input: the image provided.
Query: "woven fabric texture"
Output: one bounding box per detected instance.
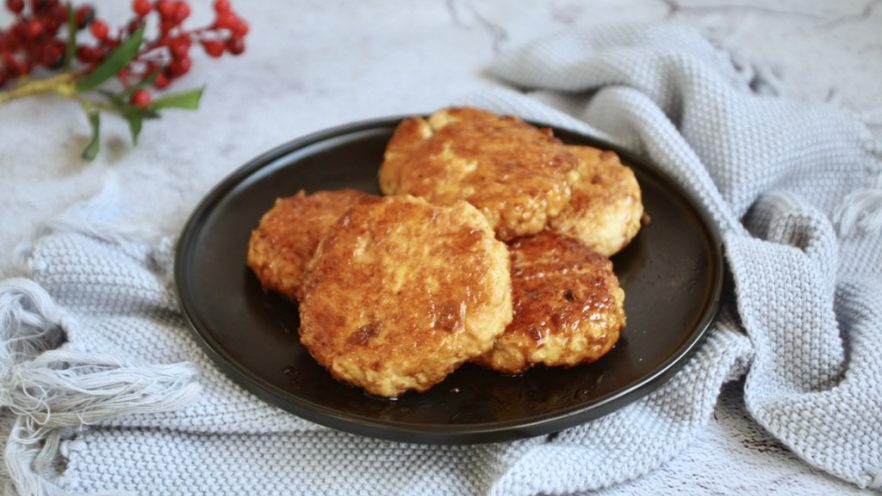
[2,23,881,495]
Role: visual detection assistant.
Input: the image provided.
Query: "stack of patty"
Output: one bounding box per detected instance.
[247,107,644,398]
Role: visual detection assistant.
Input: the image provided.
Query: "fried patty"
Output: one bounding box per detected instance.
[299,195,513,397]
[549,146,643,256]
[474,232,625,374]
[379,107,580,241]
[247,189,377,301]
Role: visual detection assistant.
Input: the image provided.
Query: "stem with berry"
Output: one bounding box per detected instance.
[0,0,248,159]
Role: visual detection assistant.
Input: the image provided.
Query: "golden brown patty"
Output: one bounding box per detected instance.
[299,195,513,397]
[379,107,580,241]
[474,232,625,374]
[247,189,377,301]
[549,146,643,256]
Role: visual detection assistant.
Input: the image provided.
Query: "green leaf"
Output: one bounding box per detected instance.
[149,87,204,111]
[75,25,145,92]
[82,110,101,160]
[118,103,160,144]
[97,89,120,103]
[142,108,160,119]
[63,4,77,69]
[122,109,143,145]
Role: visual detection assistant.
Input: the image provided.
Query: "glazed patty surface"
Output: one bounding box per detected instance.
[247,189,378,301]
[379,107,580,241]
[550,145,643,256]
[299,195,513,397]
[474,231,626,374]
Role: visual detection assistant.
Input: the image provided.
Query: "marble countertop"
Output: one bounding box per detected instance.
[1,0,880,493]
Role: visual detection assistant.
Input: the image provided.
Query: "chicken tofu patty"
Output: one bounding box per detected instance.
[247,189,377,301]
[474,232,625,374]
[299,195,513,397]
[549,146,643,256]
[379,107,580,241]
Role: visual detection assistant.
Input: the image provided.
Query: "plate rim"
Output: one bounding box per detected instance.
[174,115,724,444]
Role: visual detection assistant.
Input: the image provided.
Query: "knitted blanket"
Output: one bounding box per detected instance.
[2,24,881,495]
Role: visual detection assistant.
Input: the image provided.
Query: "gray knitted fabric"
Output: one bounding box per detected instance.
[2,24,881,495]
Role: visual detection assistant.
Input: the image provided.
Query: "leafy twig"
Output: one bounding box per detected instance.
[0,0,248,160]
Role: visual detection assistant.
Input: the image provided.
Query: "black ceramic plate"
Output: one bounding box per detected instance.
[175,116,723,444]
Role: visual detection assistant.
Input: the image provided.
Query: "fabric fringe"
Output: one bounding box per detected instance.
[830,100,882,239]
[857,106,882,127]
[704,23,882,239]
[870,467,882,489]
[0,281,201,495]
[833,173,882,237]
[700,19,783,96]
[0,280,67,375]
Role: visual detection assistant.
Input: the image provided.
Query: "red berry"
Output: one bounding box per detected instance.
[159,19,176,34]
[174,1,190,21]
[0,72,7,87]
[214,11,235,29]
[89,19,109,39]
[42,41,64,68]
[75,5,94,29]
[76,45,95,63]
[6,0,24,13]
[230,17,248,37]
[156,0,176,19]
[75,5,95,29]
[170,36,190,59]
[129,0,148,17]
[131,88,152,107]
[153,72,170,89]
[45,17,62,32]
[25,20,44,39]
[225,36,244,55]
[3,54,27,77]
[201,39,223,58]
[10,22,26,41]
[213,0,230,13]
[48,2,65,19]
[91,45,107,60]
[30,0,55,12]
[126,19,142,33]
[132,0,150,16]
[169,56,191,76]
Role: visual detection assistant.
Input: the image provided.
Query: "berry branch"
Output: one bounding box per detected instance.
[0,0,249,159]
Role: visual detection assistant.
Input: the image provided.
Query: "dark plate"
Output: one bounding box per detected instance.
[175,116,723,444]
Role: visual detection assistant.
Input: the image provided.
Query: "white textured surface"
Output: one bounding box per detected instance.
[2,1,881,494]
